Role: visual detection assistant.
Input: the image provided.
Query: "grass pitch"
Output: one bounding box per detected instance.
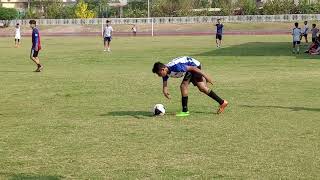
[0,35,320,179]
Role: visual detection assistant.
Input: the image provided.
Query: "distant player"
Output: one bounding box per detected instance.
[215,19,223,48]
[29,20,43,72]
[14,23,21,47]
[311,24,319,43]
[132,24,137,36]
[103,20,113,52]
[301,21,309,43]
[152,56,228,117]
[292,22,301,54]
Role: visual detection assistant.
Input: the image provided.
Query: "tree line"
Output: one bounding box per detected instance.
[1,0,320,20]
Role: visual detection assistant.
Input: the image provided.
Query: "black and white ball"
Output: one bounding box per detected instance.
[153,104,166,116]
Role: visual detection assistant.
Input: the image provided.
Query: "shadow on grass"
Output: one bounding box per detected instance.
[0,173,63,180]
[101,111,153,119]
[194,42,318,59]
[0,70,29,73]
[101,110,212,119]
[241,104,320,112]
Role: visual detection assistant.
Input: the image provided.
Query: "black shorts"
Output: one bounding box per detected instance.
[30,49,39,58]
[293,41,301,46]
[216,34,222,40]
[312,37,316,42]
[104,37,112,43]
[183,66,203,86]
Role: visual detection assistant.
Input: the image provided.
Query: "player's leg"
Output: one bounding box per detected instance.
[216,34,219,47]
[292,41,296,53]
[305,35,308,43]
[107,38,111,52]
[15,39,17,47]
[176,74,191,117]
[195,77,228,114]
[104,38,107,51]
[30,49,43,72]
[218,35,222,48]
[297,41,300,54]
[17,39,20,47]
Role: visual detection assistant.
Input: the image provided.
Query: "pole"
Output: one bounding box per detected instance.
[148,0,150,18]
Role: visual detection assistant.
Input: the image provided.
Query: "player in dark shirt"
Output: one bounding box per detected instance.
[215,19,224,48]
[29,20,43,72]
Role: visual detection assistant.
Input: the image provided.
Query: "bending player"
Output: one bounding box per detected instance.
[152,56,228,117]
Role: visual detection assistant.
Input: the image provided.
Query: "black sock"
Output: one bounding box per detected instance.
[208,90,224,105]
[37,64,41,68]
[182,96,188,112]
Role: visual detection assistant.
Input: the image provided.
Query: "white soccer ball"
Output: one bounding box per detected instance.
[153,104,166,116]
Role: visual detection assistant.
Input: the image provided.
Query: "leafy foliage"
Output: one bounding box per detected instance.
[75,0,96,18]
[0,7,18,20]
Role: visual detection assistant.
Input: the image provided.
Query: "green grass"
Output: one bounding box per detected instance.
[0,35,320,179]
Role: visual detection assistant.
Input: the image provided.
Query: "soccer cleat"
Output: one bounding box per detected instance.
[217,100,228,114]
[176,111,190,117]
[34,65,43,72]
[103,49,107,52]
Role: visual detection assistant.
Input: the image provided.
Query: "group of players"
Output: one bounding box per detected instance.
[13,18,320,116]
[292,21,320,54]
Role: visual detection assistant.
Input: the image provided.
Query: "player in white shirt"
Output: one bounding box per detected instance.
[103,20,113,52]
[292,22,302,54]
[14,23,21,47]
[132,24,137,36]
[301,21,309,43]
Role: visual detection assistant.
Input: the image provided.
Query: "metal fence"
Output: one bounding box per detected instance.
[1,14,320,26]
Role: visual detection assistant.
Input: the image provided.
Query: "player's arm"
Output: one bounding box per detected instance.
[186,66,214,84]
[162,78,171,99]
[34,33,39,51]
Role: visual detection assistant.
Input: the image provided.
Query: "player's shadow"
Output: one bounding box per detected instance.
[0,172,63,180]
[101,111,153,119]
[194,42,318,59]
[241,104,320,112]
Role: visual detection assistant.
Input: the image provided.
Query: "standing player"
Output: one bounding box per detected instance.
[215,19,224,48]
[311,24,319,43]
[132,24,137,36]
[29,20,43,72]
[14,23,21,48]
[152,56,228,117]
[292,22,301,54]
[103,20,113,52]
[301,21,309,43]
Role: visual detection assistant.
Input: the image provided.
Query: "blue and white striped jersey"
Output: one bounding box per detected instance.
[163,56,201,81]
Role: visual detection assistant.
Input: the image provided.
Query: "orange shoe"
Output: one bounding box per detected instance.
[217,100,228,114]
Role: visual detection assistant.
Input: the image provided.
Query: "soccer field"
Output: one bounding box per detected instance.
[1,35,320,179]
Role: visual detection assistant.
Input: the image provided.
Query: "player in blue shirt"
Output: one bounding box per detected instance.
[215,19,223,48]
[152,56,228,117]
[29,20,43,72]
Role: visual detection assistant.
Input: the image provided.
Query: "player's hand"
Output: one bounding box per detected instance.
[163,90,171,99]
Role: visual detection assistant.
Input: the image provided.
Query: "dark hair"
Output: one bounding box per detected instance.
[152,62,166,73]
[16,23,19,25]
[295,22,298,27]
[29,20,36,25]
[106,20,110,23]
[312,24,316,27]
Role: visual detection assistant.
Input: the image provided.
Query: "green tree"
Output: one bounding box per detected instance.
[0,7,18,20]
[238,0,257,15]
[46,0,64,18]
[75,0,96,18]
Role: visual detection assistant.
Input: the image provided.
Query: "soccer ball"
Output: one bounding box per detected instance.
[153,104,166,116]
